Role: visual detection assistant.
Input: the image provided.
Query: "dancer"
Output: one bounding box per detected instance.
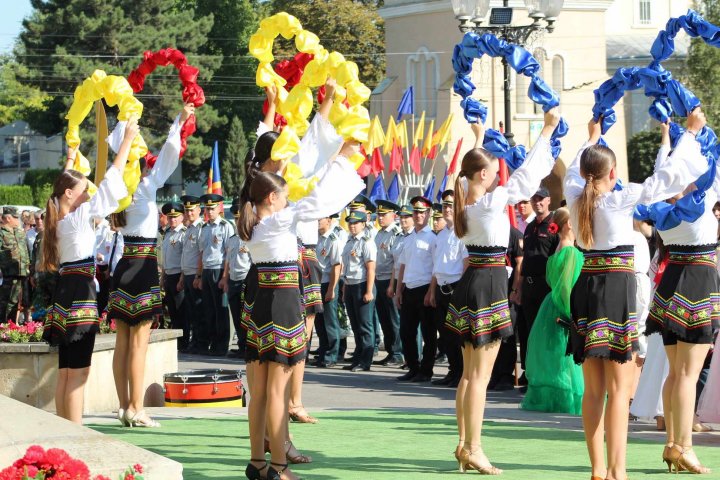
[521,207,584,415]
[564,111,708,480]
[40,117,138,424]
[447,107,560,474]
[109,104,192,428]
[643,119,719,473]
[239,144,363,480]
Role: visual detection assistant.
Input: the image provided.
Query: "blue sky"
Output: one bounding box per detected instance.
[0,1,32,54]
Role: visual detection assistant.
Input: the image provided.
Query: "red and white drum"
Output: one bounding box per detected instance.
[164,369,246,407]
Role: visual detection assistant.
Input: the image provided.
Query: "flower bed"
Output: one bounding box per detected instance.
[0,321,43,343]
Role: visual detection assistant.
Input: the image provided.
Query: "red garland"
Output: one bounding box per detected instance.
[127,48,205,168]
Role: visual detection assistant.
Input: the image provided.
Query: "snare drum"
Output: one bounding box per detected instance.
[163,369,246,407]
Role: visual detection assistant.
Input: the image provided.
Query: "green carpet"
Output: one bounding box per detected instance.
[90,411,718,479]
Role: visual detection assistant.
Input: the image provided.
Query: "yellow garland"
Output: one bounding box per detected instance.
[250,12,371,167]
[65,70,148,212]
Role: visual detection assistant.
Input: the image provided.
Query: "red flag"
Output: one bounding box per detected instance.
[426,144,438,161]
[409,145,421,175]
[357,158,372,178]
[371,147,384,175]
[447,138,463,175]
[389,141,403,173]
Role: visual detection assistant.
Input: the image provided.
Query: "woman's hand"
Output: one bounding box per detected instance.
[324,78,337,101]
[123,116,140,143]
[539,107,561,139]
[339,140,361,159]
[181,103,195,123]
[587,117,602,145]
[686,107,707,136]
[470,122,485,148]
[266,85,278,105]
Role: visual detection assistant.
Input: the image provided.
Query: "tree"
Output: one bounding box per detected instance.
[626,128,661,183]
[0,57,50,126]
[270,0,386,87]
[222,116,249,198]
[686,0,720,128]
[15,0,223,181]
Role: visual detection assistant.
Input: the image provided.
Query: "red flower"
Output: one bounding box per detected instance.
[0,465,20,480]
[133,464,144,473]
[124,473,135,480]
[94,476,112,480]
[16,444,45,466]
[547,223,559,234]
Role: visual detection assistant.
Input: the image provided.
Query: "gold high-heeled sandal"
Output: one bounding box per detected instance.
[667,444,711,474]
[454,445,465,473]
[460,447,502,475]
[124,409,160,428]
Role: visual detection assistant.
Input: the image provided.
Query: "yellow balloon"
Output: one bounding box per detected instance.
[329,102,349,126]
[346,80,371,106]
[335,61,359,86]
[249,32,275,63]
[337,106,371,143]
[280,85,313,121]
[256,62,286,88]
[300,58,328,88]
[295,30,320,54]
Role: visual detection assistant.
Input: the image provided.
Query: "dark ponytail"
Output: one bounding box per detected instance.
[453,148,496,239]
[238,171,287,242]
[240,131,280,204]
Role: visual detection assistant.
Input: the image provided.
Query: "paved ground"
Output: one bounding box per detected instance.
[86,337,720,448]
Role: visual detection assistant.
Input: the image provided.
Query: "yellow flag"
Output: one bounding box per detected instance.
[421,119,435,157]
[365,116,386,152]
[383,117,398,155]
[413,111,425,147]
[397,120,408,149]
[433,113,454,149]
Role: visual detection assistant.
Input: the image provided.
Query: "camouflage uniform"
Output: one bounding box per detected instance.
[0,221,30,322]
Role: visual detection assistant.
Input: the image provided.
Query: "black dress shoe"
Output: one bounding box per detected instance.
[385,357,404,366]
[226,349,244,358]
[431,375,452,386]
[411,374,432,383]
[487,376,499,390]
[495,378,515,391]
[399,362,409,370]
[446,376,461,388]
[342,363,359,371]
[321,362,337,368]
[350,365,370,372]
[373,355,393,365]
[397,371,418,381]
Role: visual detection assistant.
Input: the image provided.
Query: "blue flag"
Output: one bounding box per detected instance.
[387,173,400,203]
[424,176,436,200]
[396,86,414,120]
[369,175,387,202]
[436,173,448,202]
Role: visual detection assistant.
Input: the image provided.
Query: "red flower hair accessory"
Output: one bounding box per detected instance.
[127,48,205,168]
[547,222,559,234]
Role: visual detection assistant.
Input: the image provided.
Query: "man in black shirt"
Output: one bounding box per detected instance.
[512,186,558,386]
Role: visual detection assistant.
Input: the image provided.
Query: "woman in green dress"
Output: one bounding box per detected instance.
[521,207,585,415]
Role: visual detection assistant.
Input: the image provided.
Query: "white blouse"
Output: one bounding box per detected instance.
[564,132,708,250]
[297,220,319,245]
[57,167,127,265]
[108,115,182,238]
[247,156,364,264]
[459,135,553,248]
[652,141,720,246]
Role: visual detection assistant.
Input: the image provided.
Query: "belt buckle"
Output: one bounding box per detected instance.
[439,283,454,296]
[526,276,534,285]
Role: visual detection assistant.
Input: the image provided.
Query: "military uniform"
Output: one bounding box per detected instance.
[198,194,233,355]
[314,224,342,366]
[180,195,204,352]
[162,202,188,350]
[341,211,377,371]
[0,208,30,322]
[225,202,252,355]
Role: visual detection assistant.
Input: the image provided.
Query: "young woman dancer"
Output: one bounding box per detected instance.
[564,110,708,480]
[239,143,363,480]
[643,119,720,473]
[40,118,139,424]
[108,104,192,427]
[521,207,584,415]
[447,107,560,474]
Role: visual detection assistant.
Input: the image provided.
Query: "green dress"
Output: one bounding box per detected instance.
[521,245,585,415]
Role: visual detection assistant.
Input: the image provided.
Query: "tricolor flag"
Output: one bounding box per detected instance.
[207,140,222,195]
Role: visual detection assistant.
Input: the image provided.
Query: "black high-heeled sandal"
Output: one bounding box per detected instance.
[245,458,268,480]
[269,462,301,480]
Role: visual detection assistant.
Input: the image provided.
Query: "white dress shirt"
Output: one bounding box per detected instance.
[431,226,469,285]
[399,225,435,289]
[564,132,708,250]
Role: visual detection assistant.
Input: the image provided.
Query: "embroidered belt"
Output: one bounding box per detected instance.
[667,245,717,268]
[123,237,157,259]
[59,257,95,278]
[581,246,634,274]
[257,262,299,288]
[466,246,506,268]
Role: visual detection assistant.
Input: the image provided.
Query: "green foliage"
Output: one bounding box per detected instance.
[15,0,223,181]
[23,168,62,208]
[0,56,50,126]
[0,186,34,206]
[222,116,248,197]
[270,0,386,87]
[687,0,720,128]
[626,128,661,183]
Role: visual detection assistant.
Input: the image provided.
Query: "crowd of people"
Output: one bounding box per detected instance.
[1,71,720,480]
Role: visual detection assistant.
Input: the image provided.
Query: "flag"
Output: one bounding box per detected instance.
[396,86,414,120]
[369,175,387,202]
[447,138,463,175]
[356,158,372,178]
[424,176,436,200]
[371,148,384,175]
[433,113,454,149]
[397,120,408,149]
[389,142,403,173]
[383,117,398,155]
[413,111,425,147]
[426,144,438,160]
[365,116,386,153]
[421,119,435,157]
[207,141,222,195]
[409,145,421,175]
[436,173,448,202]
[387,173,400,202]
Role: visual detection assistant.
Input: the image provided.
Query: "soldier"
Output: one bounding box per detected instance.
[179,195,204,353]
[373,200,404,366]
[219,200,252,358]
[161,201,187,351]
[341,211,377,372]
[348,194,378,240]
[0,206,30,322]
[312,213,343,367]
[431,203,446,233]
[197,193,233,356]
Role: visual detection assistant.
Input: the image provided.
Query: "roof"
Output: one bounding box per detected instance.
[607,34,690,61]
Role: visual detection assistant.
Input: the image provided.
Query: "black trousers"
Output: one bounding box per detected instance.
[434,283,462,377]
[492,302,521,381]
[400,284,435,376]
[316,282,340,363]
[183,273,204,350]
[227,278,246,351]
[163,272,188,349]
[519,275,550,370]
[375,279,403,359]
[345,282,376,369]
[201,268,230,354]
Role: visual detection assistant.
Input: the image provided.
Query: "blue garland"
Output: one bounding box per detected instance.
[591,9,720,230]
[452,32,568,168]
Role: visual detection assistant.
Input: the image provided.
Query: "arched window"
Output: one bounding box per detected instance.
[406,47,440,117]
[551,55,564,105]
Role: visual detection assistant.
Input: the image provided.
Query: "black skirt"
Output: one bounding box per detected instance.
[245,261,307,366]
[240,263,258,334]
[570,246,638,364]
[43,257,98,346]
[646,244,719,344]
[445,246,513,348]
[299,244,323,315]
[108,236,162,326]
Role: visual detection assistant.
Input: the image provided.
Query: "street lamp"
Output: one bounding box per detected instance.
[452,0,563,145]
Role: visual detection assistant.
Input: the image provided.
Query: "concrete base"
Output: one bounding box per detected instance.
[0,330,181,414]
[0,395,182,479]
